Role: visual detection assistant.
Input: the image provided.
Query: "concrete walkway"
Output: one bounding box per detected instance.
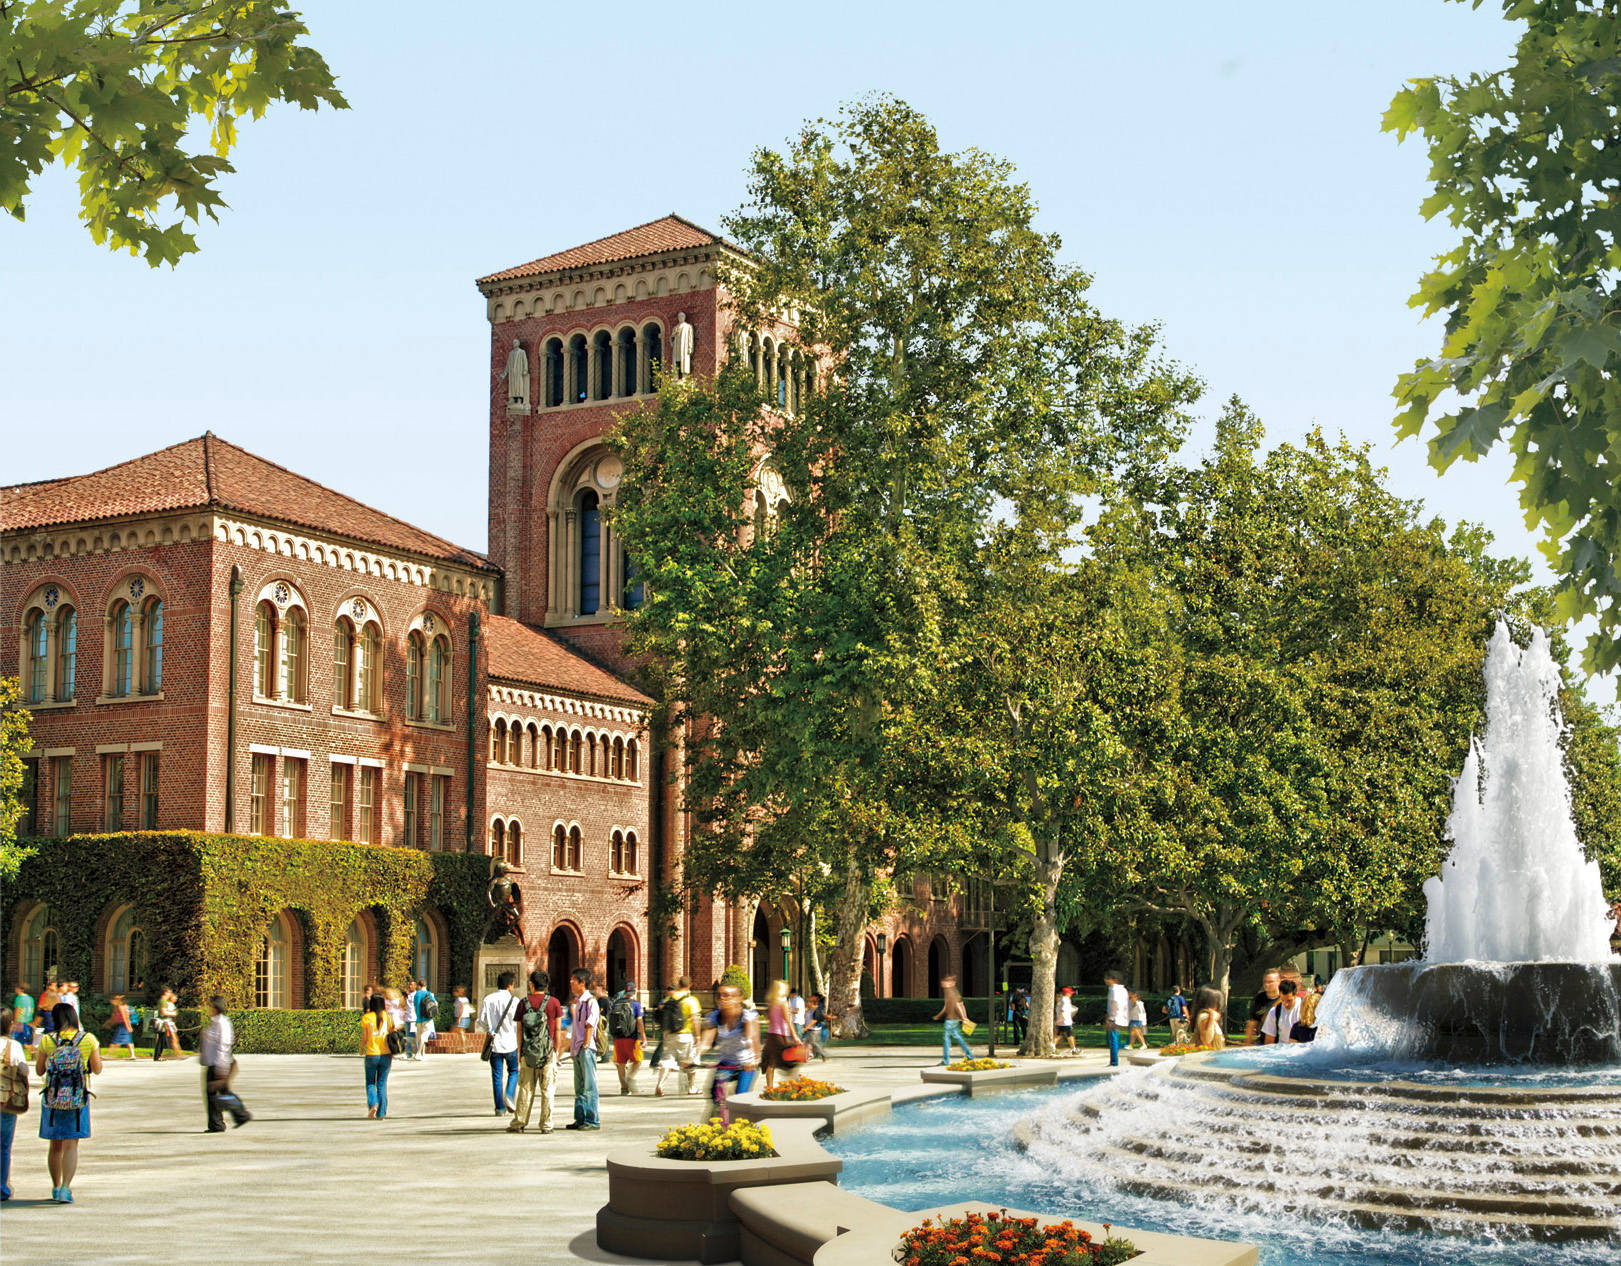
[0,1044,1115,1265]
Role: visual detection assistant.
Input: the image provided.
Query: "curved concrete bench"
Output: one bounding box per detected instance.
[730,1180,896,1266]
[919,1062,1058,1096]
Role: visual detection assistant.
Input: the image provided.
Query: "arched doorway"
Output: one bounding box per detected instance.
[751,908,770,1005]
[547,925,577,1003]
[927,936,948,999]
[962,932,987,998]
[891,936,911,998]
[861,937,876,1000]
[606,926,636,996]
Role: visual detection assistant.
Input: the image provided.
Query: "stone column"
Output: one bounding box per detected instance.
[562,509,577,618]
[545,507,560,618]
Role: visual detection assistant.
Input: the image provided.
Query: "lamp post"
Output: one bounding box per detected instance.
[876,932,887,1000]
[780,926,791,985]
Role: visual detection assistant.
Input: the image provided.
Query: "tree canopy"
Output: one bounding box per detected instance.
[1386,0,1621,671]
[3,1,346,265]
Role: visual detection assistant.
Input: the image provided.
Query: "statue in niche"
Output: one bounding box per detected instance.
[485,860,526,944]
[501,339,530,412]
[671,312,695,378]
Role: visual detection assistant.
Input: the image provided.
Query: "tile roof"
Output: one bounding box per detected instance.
[484,615,651,705]
[477,214,723,285]
[2,434,491,569]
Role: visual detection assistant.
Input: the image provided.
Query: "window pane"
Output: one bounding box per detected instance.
[579,491,601,614]
[53,756,71,835]
[55,608,76,700]
[26,611,46,702]
[141,752,159,829]
[330,764,349,840]
[105,754,124,831]
[143,599,163,692]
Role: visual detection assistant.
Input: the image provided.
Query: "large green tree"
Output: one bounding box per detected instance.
[1386,0,1621,671]
[0,677,34,882]
[613,96,1195,1032]
[3,1,346,265]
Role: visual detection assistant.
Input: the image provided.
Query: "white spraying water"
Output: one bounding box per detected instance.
[1422,622,1617,964]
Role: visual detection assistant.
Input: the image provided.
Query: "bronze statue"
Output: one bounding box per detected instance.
[486,860,525,944]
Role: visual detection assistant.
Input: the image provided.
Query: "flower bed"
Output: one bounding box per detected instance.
[897,1209,1139,1266]
[1156,1042,1219,1057]
[947,1057,1014,1072]
[656,1117,775,1161]
[761,1076,846,1101]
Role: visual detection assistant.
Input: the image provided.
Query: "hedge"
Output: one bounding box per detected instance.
[2,832,491,1013]
[230,1009,364,1054]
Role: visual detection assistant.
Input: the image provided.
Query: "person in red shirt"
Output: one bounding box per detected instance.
[508,969,563,1135]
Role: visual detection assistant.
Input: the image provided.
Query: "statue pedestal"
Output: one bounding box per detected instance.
[473,935,525,999]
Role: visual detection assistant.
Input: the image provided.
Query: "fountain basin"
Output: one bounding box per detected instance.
[1329,961,1621,1065]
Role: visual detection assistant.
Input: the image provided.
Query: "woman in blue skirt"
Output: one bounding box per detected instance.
[35,1001,101,1203]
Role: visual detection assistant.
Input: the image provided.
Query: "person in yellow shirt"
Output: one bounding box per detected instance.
[360,996,395,1119]
[36,1002,102,1203]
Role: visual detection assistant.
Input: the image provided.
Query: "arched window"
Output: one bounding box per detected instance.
[255,917,290,1009]
[492,719,507,763]
[358,621,381,712]
[570,729,583,774]
[284,606,307,702]
[406,632,424,720]
[22,906,57,992]
[24,609,46,702]
[587,734,598,778]
[509,722,523,766]
[428,635,450,723]
[342,920,365,1009]
[621,553,642,611]
[544,337,565,408]
[641,322,662,387]
[140,597,164,692]
[612,737,624,780]
[626,739,639,782]
[410,914,438,992]
[553,823,567,870]
[578,490,601,614]
[333,616,355,709]
[789,351,802,416]
[109,599,134,697]
[490,818,506,860]
[568,824,582,870]
[553,727,567,771]
[777,346,789,409]
[617,326,638,397]
[570,333,589,403]
[541,725,555,771]
[256,602,277,697]
[507,821,522,867]
[610,829,625,873]
[107,905,147,993]
[528,723,540,769]
[593,329,613,400]
[748,333,760,382]
[54,606,76,701]
[625,830,639,875]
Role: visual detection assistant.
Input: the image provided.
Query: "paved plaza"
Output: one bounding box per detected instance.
[0,1044,1113,1265]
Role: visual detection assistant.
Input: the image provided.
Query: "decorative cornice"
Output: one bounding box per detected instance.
[486,681,646,725]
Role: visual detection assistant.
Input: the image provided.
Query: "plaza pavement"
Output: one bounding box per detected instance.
[0,1043,1116,1265]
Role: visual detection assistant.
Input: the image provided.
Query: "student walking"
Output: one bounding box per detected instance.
[697,982,760,1123]
[933,974,974,1065]
[653,977,701,1096]
[1055,987,1078,1054]
[1127,991,1149,1050]
[565,968,601,1130]
[361,996,394,1118]
[1162,985,1191,1046]
[760,980,803,1091]
[1103,972,1130,1067]
[453,986,473,1032]
[478,973,521,1114]
[608,981,645,1096]
[10,988,35,1049]
[199,997,250,1132]
[804,993,830,1060]
[1261,978,1306,1045]
[1194,986,1227,1049]
[152,987,182,1061]
[104,994,137,1057]
[37,1001,102,1202]
[410,979,437,1060]
[509,969,562,1134]
[2,1008,29,1200]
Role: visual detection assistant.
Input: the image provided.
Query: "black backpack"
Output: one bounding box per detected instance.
[608,994,638,1039]
[660,994,685,1033]
[420,992,439,1021]
[520,1003,553,1068]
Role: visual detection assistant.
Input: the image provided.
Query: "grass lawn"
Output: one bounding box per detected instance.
[846,1022,1182,1049]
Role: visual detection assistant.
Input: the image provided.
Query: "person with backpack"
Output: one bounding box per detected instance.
[359,995,395,1118]
[608,981,646,1096]
[411,979,438,1061]
[35,1000,102,1203]
[508,969,562,1134]
[1261,977,1307,1045]
[2,1006,30,1201]
[1162,985,1191,1046]
[653,977,701,1096]
[565,968,601,1130]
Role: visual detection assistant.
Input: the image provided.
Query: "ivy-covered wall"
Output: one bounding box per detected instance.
[2,832,491,1010]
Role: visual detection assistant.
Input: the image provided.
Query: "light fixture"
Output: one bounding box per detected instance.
[779,927,792,951]
[876,932,887,955]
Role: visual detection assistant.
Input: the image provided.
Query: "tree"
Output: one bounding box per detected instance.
[3,1,346,266]
[1,677,34,882]
[1386,0,1621,671]
[613,96,1195,1034]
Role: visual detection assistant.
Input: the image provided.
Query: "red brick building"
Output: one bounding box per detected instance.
[4,215,969,1011]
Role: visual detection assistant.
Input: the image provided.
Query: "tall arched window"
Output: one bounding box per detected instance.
[410,914,438,992]
[141,597,164,692]
[578,490,601,614]
[593,329,613,400]
[612,737,624,780]
[627,739,639,782]
[622,554,642,611]
[617,326,638,396]
[528,723,540,769]
[507,822,522,867]
[358,622,381,712]
[255,917,289,1009]
[544,337,565,408]
[256,602,277,697]
[625,830,639,875]
[492,719,507,763]
[587,734,598,777]
[108,905,146,993]
[22,906,56,991]
[553,823,568,870]
[284,606,307,702]
[24,610,46,702]
[570,333,589,403]
[570,729,583,774]
[428,636,450,723]
[406,632,424,720]
[610,829,626,874]
[641,322,662,387]
[507,722,521,766]
[333,616,355,709]
[490,818,506,861]
[567,824,582,870]
[552,727,567,771]
[109,599,134,697]
[342,920,365,1009]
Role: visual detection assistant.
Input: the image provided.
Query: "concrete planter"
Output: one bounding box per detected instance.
[918,1062,1058,1096]
[811,1201,1260,1266]
[1126,1050,1172,1067]
[595,1118,841,1265]
[728,1086,893,1135]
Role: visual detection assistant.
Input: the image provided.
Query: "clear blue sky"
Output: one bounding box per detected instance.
[3,2,1612,702]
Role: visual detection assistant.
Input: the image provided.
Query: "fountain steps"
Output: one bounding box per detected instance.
[1166,1062,1619,1108]
[1080,1142,1621,1240]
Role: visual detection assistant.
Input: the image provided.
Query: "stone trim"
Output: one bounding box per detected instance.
[487,682,646,724]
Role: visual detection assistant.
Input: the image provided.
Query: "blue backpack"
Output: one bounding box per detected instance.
[44,1032,88,1111]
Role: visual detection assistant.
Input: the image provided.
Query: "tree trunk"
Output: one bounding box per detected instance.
[1020,849,1065,1057]
[737,895,760,987]
[825,861,870,1038]
[807,905,826,998]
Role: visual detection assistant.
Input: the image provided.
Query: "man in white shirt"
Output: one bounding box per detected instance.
[59,982,81,1022]
[199,997,249,1131]
[1261,978,1305,1045]
[1055,987,1078,1055]
[788,987,807,1029]
[1104,972,1130,1067]
[478,972,522,1115]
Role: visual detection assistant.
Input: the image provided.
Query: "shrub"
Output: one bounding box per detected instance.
[655,1117,775,1161]
[230,1009,364,1054]
[720,963,751,997]
[760,1076,845,1101]
[895,1210,1138,1266]
[946,1058,1013,1072]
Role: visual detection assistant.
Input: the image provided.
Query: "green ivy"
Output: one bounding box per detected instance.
[229,1009,364,1054]
[2,832,490,1012]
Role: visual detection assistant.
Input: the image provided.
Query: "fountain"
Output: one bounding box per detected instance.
[828,624,1621,1258]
